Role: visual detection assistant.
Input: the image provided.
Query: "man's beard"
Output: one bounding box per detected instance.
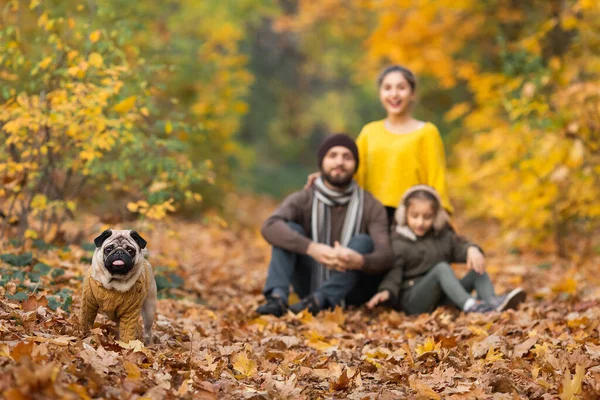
[322,169,353,188]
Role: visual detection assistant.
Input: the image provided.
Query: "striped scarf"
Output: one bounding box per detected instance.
[311,177,364,291]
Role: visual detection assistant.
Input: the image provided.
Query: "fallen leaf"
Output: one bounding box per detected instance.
[123,360,141,381]
[330,368,352,391]
[514,336,538,358]
[559,364,585,400]
[232,352,257,378]
[22,295,48,311]
[410,379,441,400]
[11,341,34,362]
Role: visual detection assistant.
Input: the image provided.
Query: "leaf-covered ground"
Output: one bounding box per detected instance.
[1,197,599,399]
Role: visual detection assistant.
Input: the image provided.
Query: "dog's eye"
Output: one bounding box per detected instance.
[104,246,113,254]
[127,248,136,256]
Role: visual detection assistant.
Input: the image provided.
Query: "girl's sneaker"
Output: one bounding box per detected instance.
[491,288,526,312]
[466,300,494,313]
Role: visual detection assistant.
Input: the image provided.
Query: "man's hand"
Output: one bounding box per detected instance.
[307,242,339,268]
[303,171,321,190]
[367,290,390,309]
[467,246,485,275]
[333,241,365,271]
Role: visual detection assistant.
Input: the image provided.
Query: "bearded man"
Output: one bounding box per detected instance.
[256,133,393,316]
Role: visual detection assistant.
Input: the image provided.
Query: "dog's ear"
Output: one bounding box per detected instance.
[130,230,147,249]
[94,229,113,248]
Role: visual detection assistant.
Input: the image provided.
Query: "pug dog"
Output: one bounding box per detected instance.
[80,229,157,345]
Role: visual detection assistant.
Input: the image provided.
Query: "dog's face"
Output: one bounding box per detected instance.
[93,229,147,276]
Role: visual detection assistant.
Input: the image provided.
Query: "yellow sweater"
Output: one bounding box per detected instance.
[355,120,453,212]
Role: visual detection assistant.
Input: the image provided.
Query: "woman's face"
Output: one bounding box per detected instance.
[379,71,415,117]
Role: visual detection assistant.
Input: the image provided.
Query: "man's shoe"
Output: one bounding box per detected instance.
[256,296,288,317]
[289,294,323,315]
[466,300,494,313]
[491,288,526,312]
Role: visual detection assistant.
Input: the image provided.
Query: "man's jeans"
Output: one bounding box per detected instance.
[263,222,374,307]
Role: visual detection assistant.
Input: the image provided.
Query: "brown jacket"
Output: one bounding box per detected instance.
[261,187,393,274]
[80,261,151,342]
[379,227,480,300]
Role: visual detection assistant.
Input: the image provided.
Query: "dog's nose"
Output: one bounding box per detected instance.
[114,249,126,256]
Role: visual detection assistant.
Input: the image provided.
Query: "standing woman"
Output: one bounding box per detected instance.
[355,65,453,227]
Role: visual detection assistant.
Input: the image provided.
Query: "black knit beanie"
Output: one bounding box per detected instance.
[317,133,359,171]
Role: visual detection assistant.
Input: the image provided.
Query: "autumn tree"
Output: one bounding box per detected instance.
[0,0,207,239]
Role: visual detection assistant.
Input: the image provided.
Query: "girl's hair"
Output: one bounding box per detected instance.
[377,65,417,92]
[405,190,440,212]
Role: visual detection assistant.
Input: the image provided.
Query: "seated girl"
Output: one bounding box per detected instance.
[367,185,525,314]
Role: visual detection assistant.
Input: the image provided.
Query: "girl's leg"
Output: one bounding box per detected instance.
[459,270,496,303]
[401,262,472,314]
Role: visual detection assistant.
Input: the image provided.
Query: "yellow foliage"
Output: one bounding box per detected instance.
[89,30,101,43]
[38,57,52,70]
[112,96,137,114]
[30,194,48,210]
[88,52,103,68]
[127,199,177,221]
[24,229,39,239]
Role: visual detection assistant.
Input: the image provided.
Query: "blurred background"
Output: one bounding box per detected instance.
[0,0,599,257]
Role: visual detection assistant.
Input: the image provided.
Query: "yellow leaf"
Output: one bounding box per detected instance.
[29,0,40,9]
[580,0,595,10]
[24,229,38,240]
[39,57,52,70]
[89,30,101,43]
[66,384,90,400]
[323,305,346,326]
[566,140,584,168]
[305,330,337,351]
[409,379,441,400]
[552,277,578,295]
[31,194,48,210]
[123,361,141,381]
[415,337,439,356]
[66,201,76,212]
[117,340,146,353]
[38,13,48,28]
[88,52,103,68]
[113,96,137,114]
[444,102,471,122]
[485,346,504,363]
[232,352,257,378]
[560,15,578,30]
[165,121,173,134]
[559,365,585,400]
[531,343,552,359]
[148,182,168,193]
[127,202,139,212]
